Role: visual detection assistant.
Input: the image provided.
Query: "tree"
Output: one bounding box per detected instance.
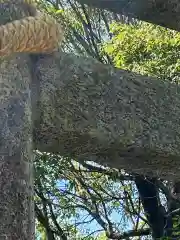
[1,0,180,239]
[75,0,180,31]
[102,20,180,239]
[34,8,180,238]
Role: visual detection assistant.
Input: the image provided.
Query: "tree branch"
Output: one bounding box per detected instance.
[75,0,180,32]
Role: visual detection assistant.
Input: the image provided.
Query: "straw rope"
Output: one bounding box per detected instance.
[0,0,64,56]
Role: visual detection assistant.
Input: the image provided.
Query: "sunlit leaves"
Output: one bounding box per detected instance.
[104,22,180,83]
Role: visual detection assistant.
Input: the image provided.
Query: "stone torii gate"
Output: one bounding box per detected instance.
[1,0,180,239]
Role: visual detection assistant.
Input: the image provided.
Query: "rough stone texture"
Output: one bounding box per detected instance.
[1,0,180,238]
[76,0,180,31]
[34,52,180,180]
[0,3,34,239]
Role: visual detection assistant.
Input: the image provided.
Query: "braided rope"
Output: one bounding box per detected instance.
[0,1,64,56]
[0,0,36,5]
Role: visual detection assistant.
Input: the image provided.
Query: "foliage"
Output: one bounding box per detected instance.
[34,152,143,239]
[103,22,180,83]
[34,1,180,240]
